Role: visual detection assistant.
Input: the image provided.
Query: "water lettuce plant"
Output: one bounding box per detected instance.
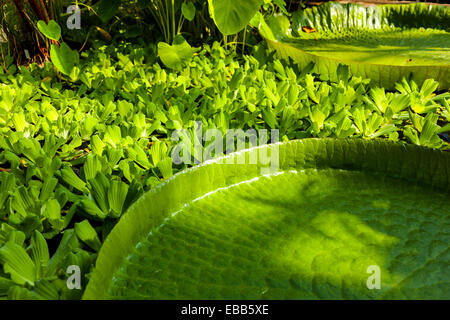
[258,2,450,90]
[84,138,450,300]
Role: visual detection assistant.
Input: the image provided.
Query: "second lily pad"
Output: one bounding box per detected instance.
[259,2,450,89]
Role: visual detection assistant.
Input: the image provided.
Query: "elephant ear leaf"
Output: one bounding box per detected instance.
[208,0,264,35]
[181,2,196,21]
[158,35,196,70]
[37,20,61,41]
[0,242,36,286]
[50,43,80,76]
[30,231,50,277]
[75,220,102,252]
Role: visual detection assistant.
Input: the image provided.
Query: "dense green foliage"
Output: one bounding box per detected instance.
[0,1,448,300]
[1,40,449,299]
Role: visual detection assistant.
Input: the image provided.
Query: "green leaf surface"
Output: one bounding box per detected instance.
[84,139,450,300]
[182,2,196,21]
[60,167,88,193]
[0,242,36,286]
[157,35,195,70]
[30,231,49,277]
[46,230,78,277]
[107,180,129,218]
[75,220,101,252]
[95,0,121,22]
[259,3,450,89]
[41,199,63,231]
[50,43,79,76]
[31,279,60,300]
[37,20,61,41]
[208,0,264,35]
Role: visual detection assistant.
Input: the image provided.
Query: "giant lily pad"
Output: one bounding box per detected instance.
[84,139,450,300]
[258,3,450,90]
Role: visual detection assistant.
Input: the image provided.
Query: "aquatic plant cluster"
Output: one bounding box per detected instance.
[0,1,448,300]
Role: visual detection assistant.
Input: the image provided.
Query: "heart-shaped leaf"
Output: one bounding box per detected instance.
[50,43,79,76]
[182,2,196,21]
[208,0,263,35]
[157,35,195,70]
[37,20,61,41]
[95,0,121,22]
